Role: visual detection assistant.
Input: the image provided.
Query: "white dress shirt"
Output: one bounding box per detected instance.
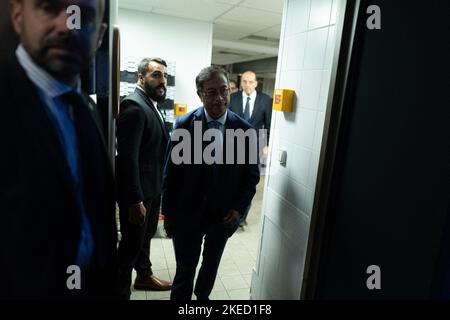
[242,90,257,119]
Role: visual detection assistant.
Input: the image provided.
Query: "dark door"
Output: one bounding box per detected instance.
[305,0,450,299]
[0,1,18,61]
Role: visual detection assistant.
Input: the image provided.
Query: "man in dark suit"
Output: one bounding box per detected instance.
[0,0,118,299]
[229,70,273,226]
[116,58,172,299]
[229,70,273,145]
[162,66,260,300]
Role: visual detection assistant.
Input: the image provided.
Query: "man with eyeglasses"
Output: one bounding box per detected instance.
[116,57,172,299]
[162,66,260,300]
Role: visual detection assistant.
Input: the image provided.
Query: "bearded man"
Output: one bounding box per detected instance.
[116,57,172,299]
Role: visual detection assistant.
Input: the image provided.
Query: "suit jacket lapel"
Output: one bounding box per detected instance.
[249,92,261,123]
[191,108,207,177]
[149,99,168,139]
[192,107,208,135]
[238,94,244,116]
[136,88,168,140]
[12,59,78,202]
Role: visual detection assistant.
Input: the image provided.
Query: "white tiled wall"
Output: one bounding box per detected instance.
[251,0,344,300]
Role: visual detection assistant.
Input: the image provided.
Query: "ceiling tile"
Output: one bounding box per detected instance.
[119,0,154,12]
[212,51,272,65]
[214,0,242,4]
[152,7,221,22]
[218,6,282,26]
[238,37,279,48]
[214,18,271,34]
[119,0,158,5]
[153,0,233,20]
[213,47,261,57]
[240,0,284,14]
[253,24,282,39]
[118,0,282,64]
[213,30,252,41]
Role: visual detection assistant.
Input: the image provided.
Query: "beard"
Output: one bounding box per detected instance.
[144,81,167,103]
[23,32,93,86]
[39,34,86,77]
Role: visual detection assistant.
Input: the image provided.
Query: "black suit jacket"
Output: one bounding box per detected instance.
[162,107,260,232]
[0,57,118,299]
[116,88,169,206]
[229,90,273,142]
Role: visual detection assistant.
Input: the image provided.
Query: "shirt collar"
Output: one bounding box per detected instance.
[150,98,158,109]
[242,90,257,100]
[204,108,227,125]
[16,44,81,98]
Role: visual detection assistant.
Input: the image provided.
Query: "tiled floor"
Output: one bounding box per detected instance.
[130,176,265,300]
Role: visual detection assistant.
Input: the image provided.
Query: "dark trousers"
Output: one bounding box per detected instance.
[117,195,160,298]
[171,222,236,300]
[241,204,251,223]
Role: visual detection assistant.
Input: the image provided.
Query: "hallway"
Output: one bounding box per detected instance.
[130,176,265,300]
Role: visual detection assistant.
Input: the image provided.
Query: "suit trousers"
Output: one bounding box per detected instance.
[117,195,160,298]
[170,222,235,300]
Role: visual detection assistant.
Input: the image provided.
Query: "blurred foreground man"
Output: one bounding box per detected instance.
[162,66,260,300]
[0,0,118,299]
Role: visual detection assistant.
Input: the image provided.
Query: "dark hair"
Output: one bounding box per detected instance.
[230,80,238,86]
[195,66,229,95]
[137,57,168,76]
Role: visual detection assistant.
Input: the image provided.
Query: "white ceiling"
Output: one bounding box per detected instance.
[118,0,284,65]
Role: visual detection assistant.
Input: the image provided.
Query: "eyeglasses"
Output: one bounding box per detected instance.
[202,88,230,99]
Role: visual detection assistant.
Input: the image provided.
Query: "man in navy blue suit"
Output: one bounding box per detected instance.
[162,66,260,300]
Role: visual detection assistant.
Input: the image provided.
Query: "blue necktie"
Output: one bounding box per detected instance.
[207,120,222,157]
[203,120,224,218]
[208,120,222,131]
[244,96,251,120]
[60,91,95,269]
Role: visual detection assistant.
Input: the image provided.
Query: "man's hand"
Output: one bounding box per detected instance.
[223,209,241,228]
[128,203,146,225]
[262,145,269,160]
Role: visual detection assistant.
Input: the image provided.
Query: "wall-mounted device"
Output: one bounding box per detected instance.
[273,89,295,112]
[278,149,287,166]
[175,103,188,116]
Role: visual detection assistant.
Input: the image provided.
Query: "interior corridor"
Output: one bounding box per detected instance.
[130,176,266,300]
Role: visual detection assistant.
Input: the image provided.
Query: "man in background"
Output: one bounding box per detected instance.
[229,70,272,145]
[116,57,172,299]
[229,79,239,94]
[229,70,273,226]
[0,0,118,299]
